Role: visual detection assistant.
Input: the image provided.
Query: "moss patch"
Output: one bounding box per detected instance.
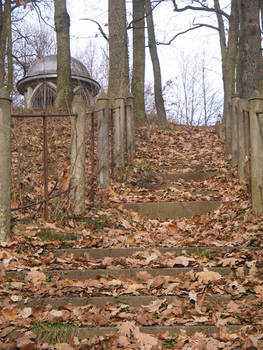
[36,228,77,241]
[83,214,114,232]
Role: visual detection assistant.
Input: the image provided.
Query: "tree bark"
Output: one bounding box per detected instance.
[132,0,146,125]
[108,0,129,99]
[214,0,239,153]
[71,96,86,215]
[239,0,261,98]
[54,0,72,110]
[6,0,12,94]
[145,0,166,123]
[0,88,11,241]
[0,1,9,88]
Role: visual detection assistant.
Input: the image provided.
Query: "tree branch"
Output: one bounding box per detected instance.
[127,1,162,30]
[80,18,108,42]
[172,2,230,20]
[157,23,219,46]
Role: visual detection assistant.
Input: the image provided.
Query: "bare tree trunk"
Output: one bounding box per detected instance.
[108,0,129,99]
[132,0,146,125]
[54,0,72,110]
[0,88,11,241]
[145,0,166,123]
[239,0,261,98]
[71,96,86,215]
[6,0,12,94]
[214,0,239,153]
[0,1,9,88]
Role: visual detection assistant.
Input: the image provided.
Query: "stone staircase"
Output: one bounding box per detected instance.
[2,139,263,348]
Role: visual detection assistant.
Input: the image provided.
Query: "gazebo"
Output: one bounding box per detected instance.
[16,55,100,109]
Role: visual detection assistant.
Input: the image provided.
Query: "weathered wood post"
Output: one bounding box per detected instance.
[225,97,232,154]
[231,94,240,167]
[71,95,86,215]
[249,91,263,214]
[238,98,249,183]
[0,88,11,241]
[215,115,225,140]
[113,97,125,168]
[97,93,110,189]
[126,93,135,158]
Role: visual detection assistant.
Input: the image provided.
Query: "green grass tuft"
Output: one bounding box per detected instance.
[33,322,75,344]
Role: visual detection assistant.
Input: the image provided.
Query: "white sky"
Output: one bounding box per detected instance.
[67,0,228,89]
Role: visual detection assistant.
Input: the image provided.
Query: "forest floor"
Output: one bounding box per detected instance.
[0,119,263,349]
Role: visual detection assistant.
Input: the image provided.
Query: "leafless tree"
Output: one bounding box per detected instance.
[162,51,222,125]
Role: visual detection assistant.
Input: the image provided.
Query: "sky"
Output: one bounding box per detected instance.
[17,0,231,122]
[66,0,227,86]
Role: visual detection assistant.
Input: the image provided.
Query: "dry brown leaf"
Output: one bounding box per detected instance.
[61,170,71,191]
[55,344,74,350]
[117,335,131,346]
[11,295,22,302]
[19,307,32,319]
[189,290,197,303]
[136,270,152,281]
[226,300,241,313]
[26,270,46,285]
[2,308,18,321]
[196,270,221,284]
[145,252,159,264]
[48,309,64,320]
[133,327,159,349]
[173,255,195,267]
[220,257,237,267]
[0,326,15,337]
[118,320,136,337]
[254,285,263,297]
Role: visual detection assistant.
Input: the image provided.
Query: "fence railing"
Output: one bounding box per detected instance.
[0,90,135,239]
[11,112,76,220]
[216,92,263,215]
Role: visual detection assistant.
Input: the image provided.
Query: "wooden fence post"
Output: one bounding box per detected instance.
[113,97,125,168]
[238,98,249,183]
[97,93,110,189]
[126,93,135,158]
[231,94,240,167]
[225,96,232,153]
[0,88,11,241]
[249,91,263,214]
[71,95,86,215]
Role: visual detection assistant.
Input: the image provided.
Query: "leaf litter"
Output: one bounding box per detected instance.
[1,120,262,348]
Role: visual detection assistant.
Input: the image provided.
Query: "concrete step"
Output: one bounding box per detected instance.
[8,324,259,342]
[51,246,262,259]
[154,171,218,182]
[19,293,251,308]
[6,266,235,281]
[159,164,204,171]
[75,324,258,338]
[123,200,221,219]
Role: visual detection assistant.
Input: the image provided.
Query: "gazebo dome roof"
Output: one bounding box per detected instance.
[17,55,100,96]
[27,55,91,78]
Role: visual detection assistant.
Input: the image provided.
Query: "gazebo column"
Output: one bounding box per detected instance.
[25,87,33,109]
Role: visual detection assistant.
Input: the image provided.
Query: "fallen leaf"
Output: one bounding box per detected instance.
[26,270,46,285]
[189,291,197,303]
[173,255,195,267]
[118,321,136,337]
[226,300,241,313]
[134,327,159,349]
[196,270,222,284]
[20,307,32,319]
[2,308,18,321]
[136,271,152,281]
[55,344,74,350]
